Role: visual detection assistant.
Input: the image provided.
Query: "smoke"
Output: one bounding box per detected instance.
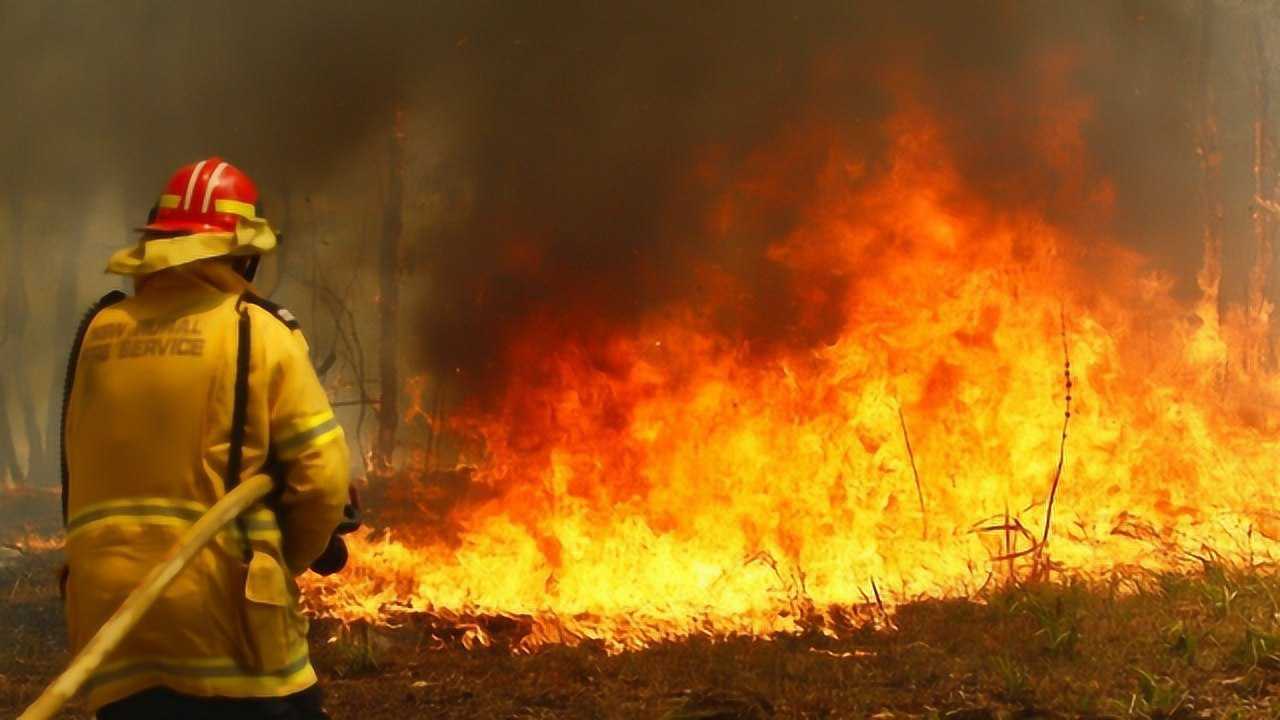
[0,1,438,203]
[414,1,1235,398]
[0,0,1271,402]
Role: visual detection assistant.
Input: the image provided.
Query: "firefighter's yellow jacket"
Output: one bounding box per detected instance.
[63,260,349,711]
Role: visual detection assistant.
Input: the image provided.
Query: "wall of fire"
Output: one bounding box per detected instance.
[0,0,1278,491]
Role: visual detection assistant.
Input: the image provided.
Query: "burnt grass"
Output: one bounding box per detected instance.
[9,544,1280,718]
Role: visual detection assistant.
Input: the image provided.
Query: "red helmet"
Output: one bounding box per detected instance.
[143,157,261,234]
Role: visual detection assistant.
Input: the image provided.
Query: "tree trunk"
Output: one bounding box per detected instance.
[41,223,87,485]
[1195,0,1225,326]
[0,214,21,488]
[1247,19,1274,371]
[6,198,44,484]
[0,370,22,489]
[376,110,404,471]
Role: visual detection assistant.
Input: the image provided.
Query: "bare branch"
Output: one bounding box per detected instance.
[897,405,927,541]
[1040,304,1074,555]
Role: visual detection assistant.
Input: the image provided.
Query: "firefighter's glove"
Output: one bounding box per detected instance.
[335,490,361,535]
[309,534,349,576]
[309,491,361,576]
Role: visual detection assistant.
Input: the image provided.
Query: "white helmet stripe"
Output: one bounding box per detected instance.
[201,162,229,213]
[182,160,208,211]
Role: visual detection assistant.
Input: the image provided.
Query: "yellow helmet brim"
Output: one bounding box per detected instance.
[107,217,277,276]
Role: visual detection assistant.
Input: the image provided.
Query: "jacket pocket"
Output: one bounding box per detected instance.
[244,550,302,672]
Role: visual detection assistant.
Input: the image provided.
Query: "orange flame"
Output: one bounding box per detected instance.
[304,95,1280,652]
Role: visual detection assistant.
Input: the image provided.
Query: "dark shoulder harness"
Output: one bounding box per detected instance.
[227,295,254,562]
[61,290,128,526]
[242,294,301,332]
[246,292,337,378]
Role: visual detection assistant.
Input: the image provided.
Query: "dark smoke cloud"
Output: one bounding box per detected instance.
[415,1,1235,397]
[1,0,1269,401]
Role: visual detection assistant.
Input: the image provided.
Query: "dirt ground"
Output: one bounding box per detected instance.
[8,513,1280,718]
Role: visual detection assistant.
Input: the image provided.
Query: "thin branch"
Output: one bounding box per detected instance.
[869,577,895,630]
[1257,195,1280,217]
[1040,304,1073,551]
[285,252,377,456]
[975,514,1041,564]
[897,405,927,540]
[320,272,375,451]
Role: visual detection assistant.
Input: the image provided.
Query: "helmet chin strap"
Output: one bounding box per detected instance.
[238,256,261,283]
[237,231,280,284]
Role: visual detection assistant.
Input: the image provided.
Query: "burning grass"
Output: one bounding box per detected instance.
[13,536,1280,718]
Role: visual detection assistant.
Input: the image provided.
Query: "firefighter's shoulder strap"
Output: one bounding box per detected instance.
[228,295,294,554]
[61,290,128,526]
[227,296,253,561]
[241,294,344,385]
[242,294,300,332]
[227,299,252,493]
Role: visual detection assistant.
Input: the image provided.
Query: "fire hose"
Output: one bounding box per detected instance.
[18,474,275,720]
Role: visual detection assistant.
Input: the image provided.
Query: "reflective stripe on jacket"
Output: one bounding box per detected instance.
[64,261,350,710]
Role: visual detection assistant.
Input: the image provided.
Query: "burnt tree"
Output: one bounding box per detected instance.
[0,223,21,488]
[1195,0,1226,322]
[5,198,46,485]
[375,111,405,471]
[0,379,20,489]
[40,221,88,484]
[1244,15,1276,373]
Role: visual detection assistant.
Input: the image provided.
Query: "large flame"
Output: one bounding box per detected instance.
[304,78,1280,651]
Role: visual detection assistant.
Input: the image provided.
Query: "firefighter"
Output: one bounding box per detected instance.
[61,158,350,719]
